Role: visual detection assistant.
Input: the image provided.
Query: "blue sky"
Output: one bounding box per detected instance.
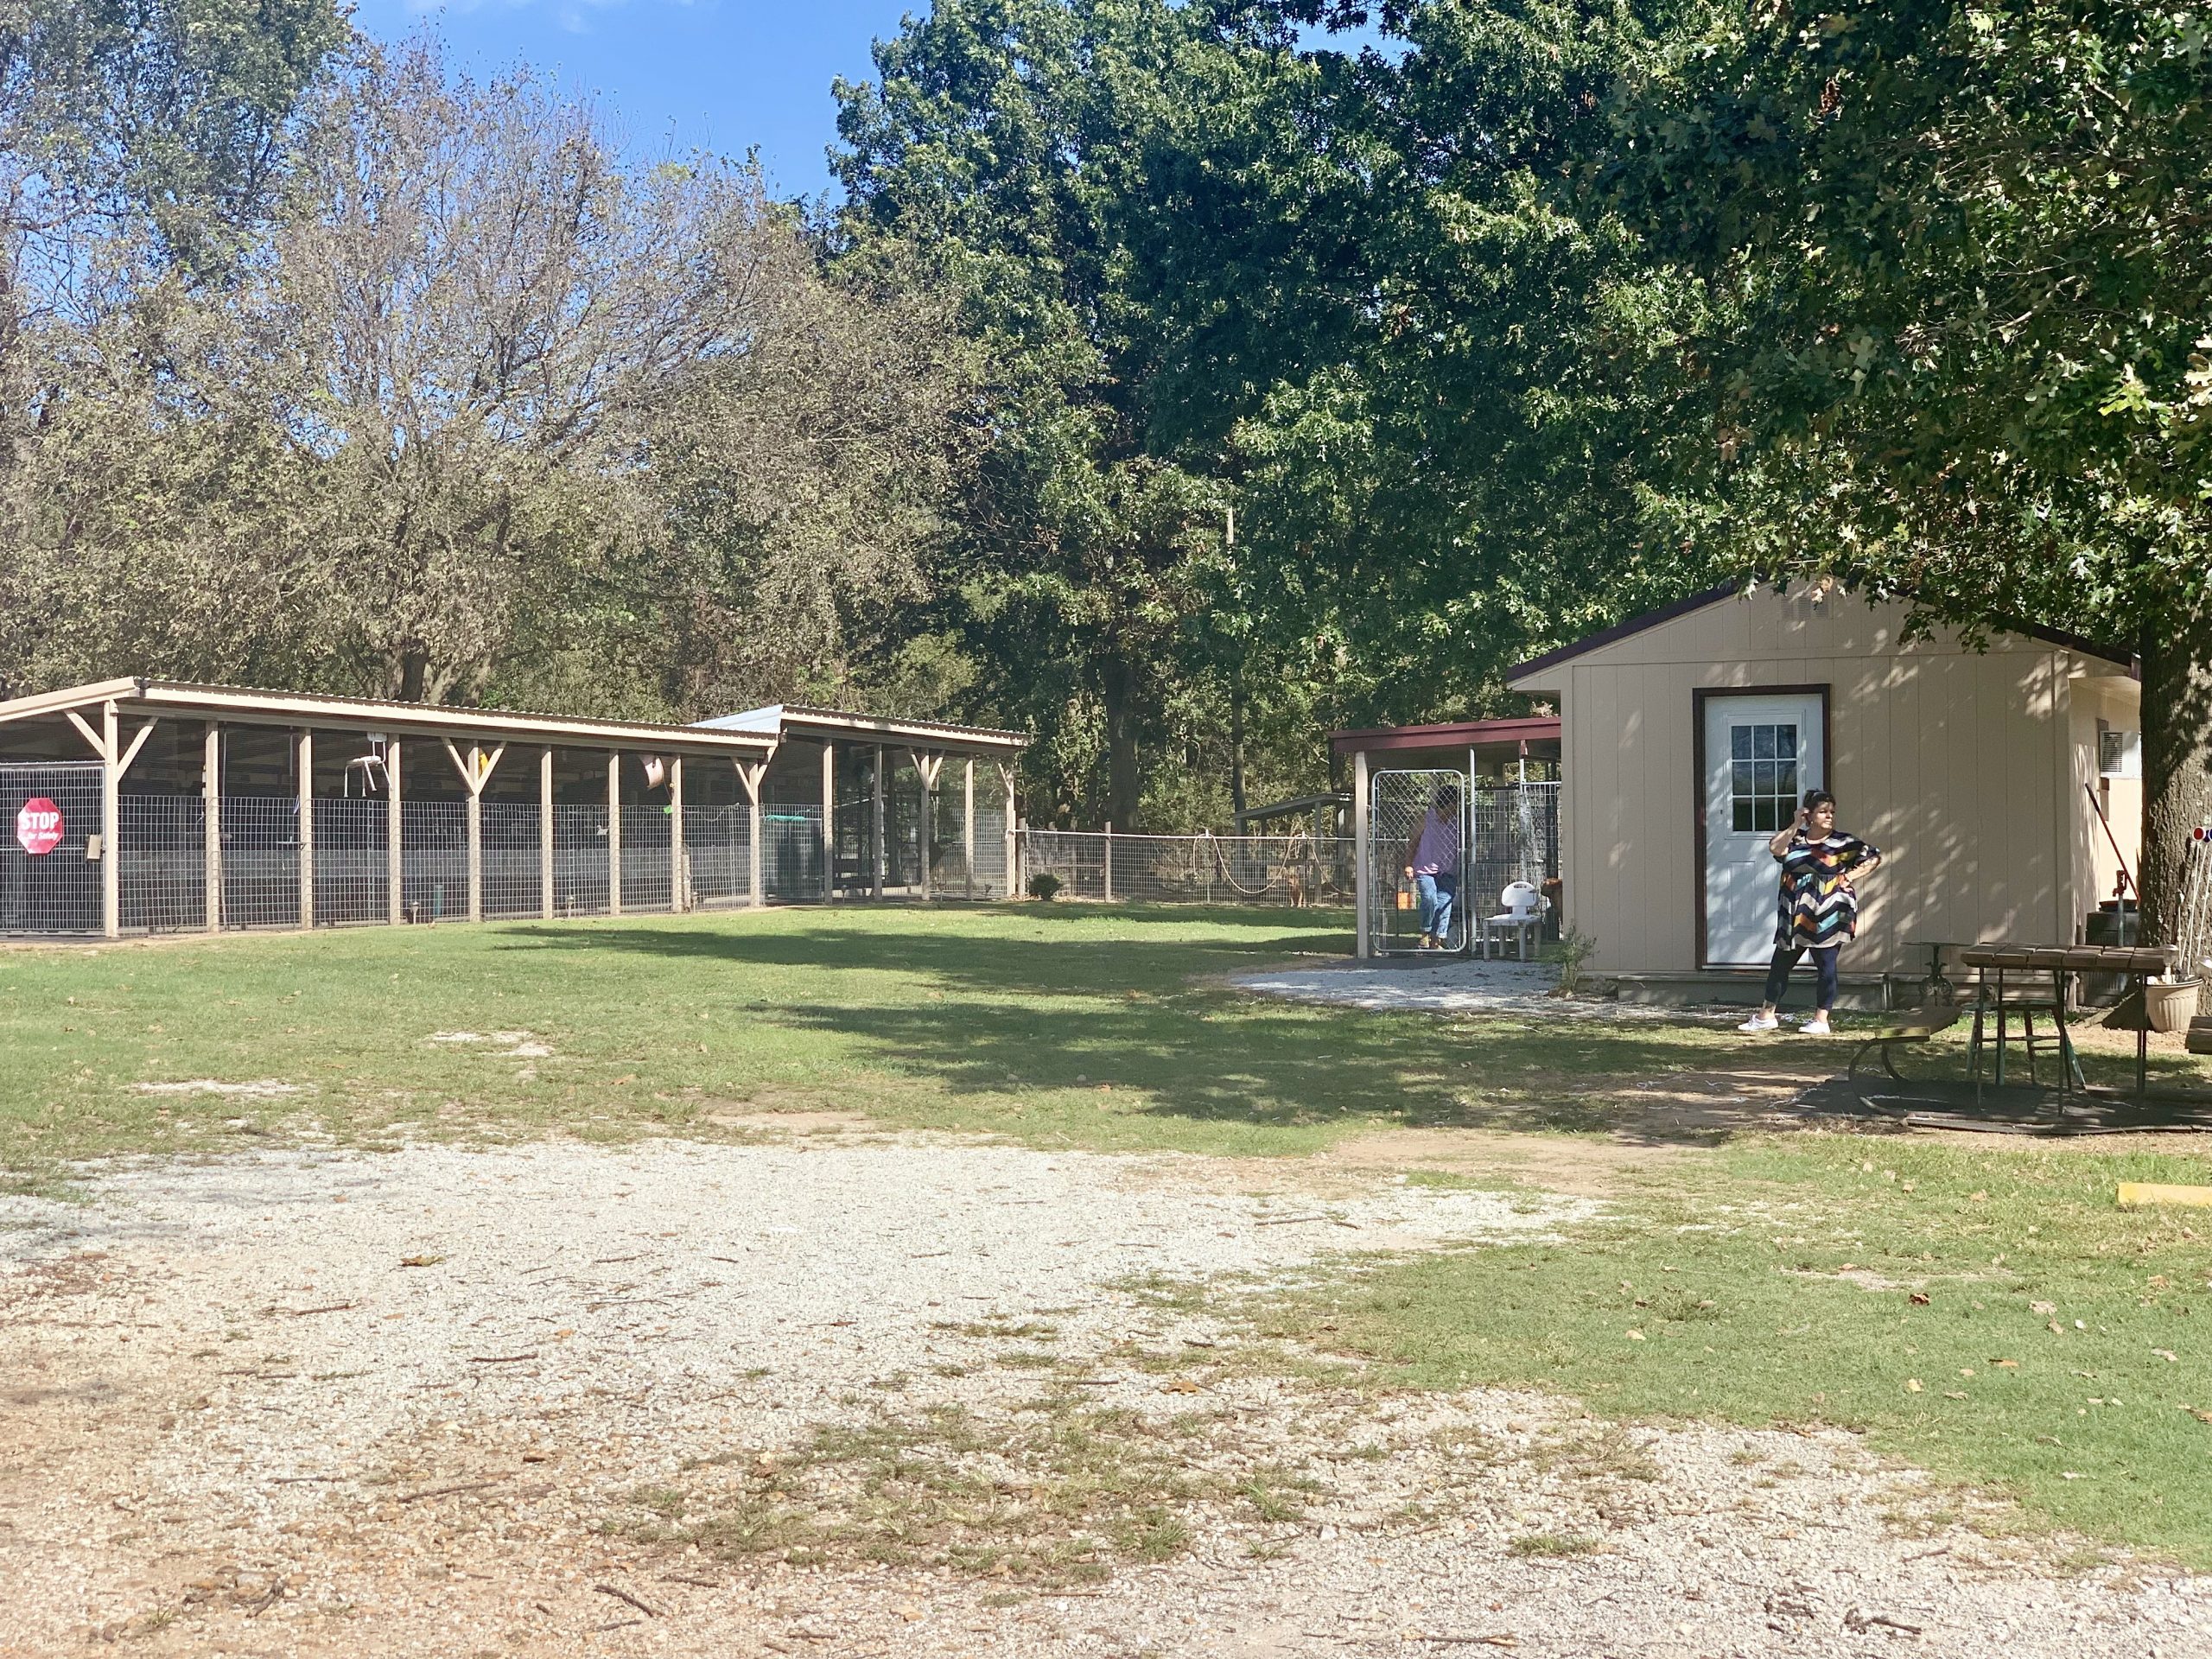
[353,2,1390,204]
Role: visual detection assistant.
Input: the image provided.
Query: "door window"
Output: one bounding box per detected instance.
[1728,723,1799,833]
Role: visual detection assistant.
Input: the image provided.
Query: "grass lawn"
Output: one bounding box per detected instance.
[5,903,2212,1564]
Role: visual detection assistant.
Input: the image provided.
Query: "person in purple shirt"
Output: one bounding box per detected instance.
[1403,786,1463,950]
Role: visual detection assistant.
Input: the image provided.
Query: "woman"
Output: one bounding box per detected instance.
[1738,789,1880,1036]
[1403,786,1462,950]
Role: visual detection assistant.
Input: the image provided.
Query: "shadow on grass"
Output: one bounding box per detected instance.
[494,911,1783,1147]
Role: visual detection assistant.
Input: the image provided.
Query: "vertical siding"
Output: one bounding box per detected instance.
[1516,587,2138,977]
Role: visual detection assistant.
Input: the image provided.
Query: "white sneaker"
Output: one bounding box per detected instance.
[1737,1012,1779,1033]
[1798,1015,1832,1036]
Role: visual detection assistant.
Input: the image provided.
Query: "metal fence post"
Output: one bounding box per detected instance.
[204,723,223,933]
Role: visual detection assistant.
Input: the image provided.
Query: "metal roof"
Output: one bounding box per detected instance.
[1329,715,1561,758]
[695,702,1027,753]
[0,678,1030,758]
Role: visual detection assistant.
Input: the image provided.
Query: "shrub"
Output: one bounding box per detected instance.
[1027,871,1062,901]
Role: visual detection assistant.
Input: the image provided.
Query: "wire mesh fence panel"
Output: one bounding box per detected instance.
[483,803,543,918]
[1466,783,1560,923]
[620,804,673,912]
[969,804,1008,898]
[1020,829,1106,900]
[1014,830,1352,908]
[762,804,823,900]
[118,793,207,933]
[401,800,467,924]
[2179,834,2212,982]
[0,762,104,934]
[684,804,753,907]
[553,804,610,916]
[312,798,388,926]
[1369,770,1470,954]
[222,795,302,930]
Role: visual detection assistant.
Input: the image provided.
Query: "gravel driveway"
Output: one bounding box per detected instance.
[0,1124,2200,1657]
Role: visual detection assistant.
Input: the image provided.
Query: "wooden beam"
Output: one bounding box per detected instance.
[671,755,688,912]
[1353,748,1370,959]
[466,772,483,925]
[539,747,554,922]
[203,724,223,933]
[607,752,623,916]
[963,759,976,899]
[296,729,315,930]
[116,719,157,780]
[910,750,938,902]
[387,738,404,925]
[101,702,119,938]
[999,762,1017,900]
[65,709,106,760]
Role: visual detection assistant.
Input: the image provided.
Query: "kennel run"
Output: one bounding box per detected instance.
[0,678,1027,938]
[1332,715,1563,959]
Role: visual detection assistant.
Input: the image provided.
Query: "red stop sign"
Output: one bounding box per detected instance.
[16,798,63,856]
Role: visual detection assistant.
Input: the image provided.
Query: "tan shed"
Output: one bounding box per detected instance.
[1506,583,2142,1005]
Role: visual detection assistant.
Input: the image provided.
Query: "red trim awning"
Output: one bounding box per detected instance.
[1329,716,1560,758]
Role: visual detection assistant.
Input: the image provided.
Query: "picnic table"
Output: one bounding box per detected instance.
[1961,944,2177,1101]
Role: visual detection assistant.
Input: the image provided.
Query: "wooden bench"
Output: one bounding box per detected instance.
[1847,1011,1964,1082]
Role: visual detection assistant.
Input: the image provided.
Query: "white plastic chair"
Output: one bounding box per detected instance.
[1481,880,1546,960]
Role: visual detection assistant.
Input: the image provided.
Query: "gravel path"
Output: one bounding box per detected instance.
[1232,958,1724,1022]
[0,1128,2200,1657]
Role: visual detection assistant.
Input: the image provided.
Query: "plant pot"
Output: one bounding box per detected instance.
[2145,980,2202,1034]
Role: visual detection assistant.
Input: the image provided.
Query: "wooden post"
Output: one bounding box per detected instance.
[910,752,942,902]
[963,758,976,899]
[296,728,314,930]
[1001,763,1018,900]
[871,744,886,899]
[1353,747,1371,959]
[1103,822,1114,904]
[386,738,404,925]
[738,760,766,908]
[101,701,120,938]
[607,752,623,916]
[203,724,223,933]
[539,748,554,921]
[466,748,484,925]
[820,741,836,902]
[671,755,687,912]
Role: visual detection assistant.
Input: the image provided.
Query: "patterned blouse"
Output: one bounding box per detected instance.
[1774,831,1878,949]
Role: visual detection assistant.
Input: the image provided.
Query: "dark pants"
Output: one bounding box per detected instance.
[1764,943,1839,1011]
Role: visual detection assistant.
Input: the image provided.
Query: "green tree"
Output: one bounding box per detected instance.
[1609,0,2212,949]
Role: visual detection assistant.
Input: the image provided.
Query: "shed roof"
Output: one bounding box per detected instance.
[694,702,1027,754]
[1506,582,2136,687]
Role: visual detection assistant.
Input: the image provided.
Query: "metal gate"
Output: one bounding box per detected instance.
[0,762,103,935]
[1369,769,1469,954]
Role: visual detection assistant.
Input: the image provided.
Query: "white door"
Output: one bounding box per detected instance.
[1703,693,1824,966]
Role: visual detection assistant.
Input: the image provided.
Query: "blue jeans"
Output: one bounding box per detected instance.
[1764,943,1839,1011]
[1414,873,1458,941]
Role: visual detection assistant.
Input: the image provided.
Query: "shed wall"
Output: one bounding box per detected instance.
[1524,588,2138,979]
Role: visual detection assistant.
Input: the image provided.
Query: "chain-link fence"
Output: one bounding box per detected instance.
[1020,830,1353,907]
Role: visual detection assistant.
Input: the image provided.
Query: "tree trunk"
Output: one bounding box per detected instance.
[2137,604,2212,964]
[1100,654,1141,830]
[1229,669,1248,818]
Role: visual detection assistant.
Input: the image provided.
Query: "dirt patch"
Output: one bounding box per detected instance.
[698,1107,880,1135]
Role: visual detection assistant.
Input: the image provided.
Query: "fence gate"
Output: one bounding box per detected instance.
[1369,769,1470,954]
[0,762,103,935]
